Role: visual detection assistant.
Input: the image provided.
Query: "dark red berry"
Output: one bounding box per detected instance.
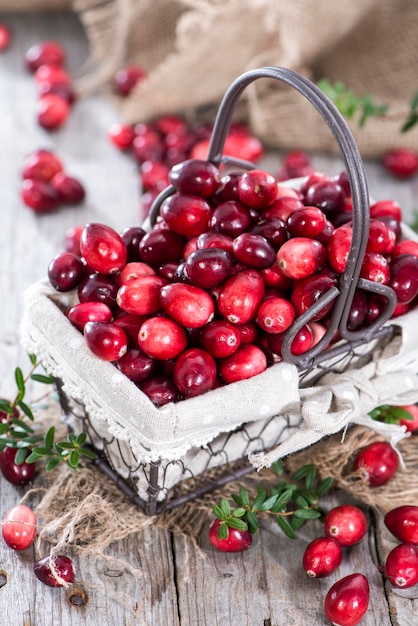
[34,555,75,587]
[208,518,252,552]
[353,441,399,487]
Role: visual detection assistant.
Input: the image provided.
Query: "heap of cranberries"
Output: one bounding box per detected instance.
[46,158,418,406]
[24,40,76,129]
[20,148,85,213]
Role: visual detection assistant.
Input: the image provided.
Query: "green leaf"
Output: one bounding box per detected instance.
[68,433,77,445]
[294,508,322,520]
[0,399,13,414]
[14,367,25,395]
[0,423,10,435]
[14,447,30,465]
[78,446,97,460]
[213,504,227,521]
[315,477,334,498]
[293,493,310,509]
[292,464,316,490]
[252,487,267,510]
[32,446,54,456]
[258,493,279,512]
[276,515,296,539]
[10,418,34,434]
[290,516,306,531]
[232,507,246,518]
[24,451,43,464]
[30,373,55,385]
[16,400,34,421]
[45,426,55,450]
[239,486,250,507]
[226,517,248,531]
[400,112,418,133]
[296,488,318,506]
[56,441,75,451]
[245,510,259,534]
[390,407,414,421]
[46,457,61,471]
[28,354,38,366]
[217,521,229,540]
[219,498,231,518]
[272,459,283,475]
[271,488,293,512]
[76,432,87,446]
[411,90,418,111]
[68,450,80,469]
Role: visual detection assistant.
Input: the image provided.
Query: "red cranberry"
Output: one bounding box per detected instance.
[173,348,217,397]
[37,80,76,105]
[116,275,167,316]
[369,199,402,222]
[287,206,326,238]
[249,218,288,251]
[138,316,187,360]
[232,233,276,269]
[118,261,155,284]
[360,252,390,284]
[290,273,337,321]
[132,132,165,162]
[324,573,369,626]
[397,405,418,432]
[256,296,295,334]
[22,149,63,181]
[217,269,265,324]
[169,159,221,198]
[0,24,11,51]
[185,248,233,289]
[196,232,234,254]
[261,195,304,222]
[34,555,75,587]
[21,178,60,213]
[139,229,185,266]
[160,283,215,328]
[353,441,399,487]
[51,172,85,204]
[140,160,170,191]
[392,239,418,259]
[25,41,66,72]
[140,374,180,406]
[302,536,342,578]
[36,94,71,130]
[208,518,252,552]
[160,193,212,237]
[199,320,241,358]
[48,251,86,291]
[117,348,159,383]
[327,224,352,273]
[366,219,391,254]
[2,504,37,551]
[84,321,128,361]
[78,273,119,310]
[0,447,36,485]
[67,301,113,331]
[34,64,71,86]
[266,323,313,357]
[114,65,147,96]
[382,148,418,178]
[384,506,418,544]
[108,123,135,150]
[219,344,267,383]
[237,169,278,209]
[389,254,418,303]
[120,226,146,261]
[210,200,252,237]
[80,223,127,274]
[304,179,346,217]
[324,504,368,546]
[113,313,145,347]
[276,237,326,279]
[384,543,418,588]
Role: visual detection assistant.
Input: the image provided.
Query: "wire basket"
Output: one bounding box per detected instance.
[21,67,418,516]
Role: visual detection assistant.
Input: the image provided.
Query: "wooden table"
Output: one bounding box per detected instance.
[0,10,417,626]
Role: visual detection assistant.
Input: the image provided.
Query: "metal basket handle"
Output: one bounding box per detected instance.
[148,66,397,370]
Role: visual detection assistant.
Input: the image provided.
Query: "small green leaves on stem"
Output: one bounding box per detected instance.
[368,404,413,425]
[317,79,388,128]
[0,353,95,471]
[212,463,333,540]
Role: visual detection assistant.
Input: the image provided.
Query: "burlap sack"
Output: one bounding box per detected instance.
[2,0,418,156]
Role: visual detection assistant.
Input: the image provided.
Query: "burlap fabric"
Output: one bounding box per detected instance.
[2,0,418,156]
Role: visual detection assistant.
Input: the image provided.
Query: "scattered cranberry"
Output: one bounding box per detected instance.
[22,149,63,182]
[397,404,418,432]
[302,536,342,578]
[114,65,147,96]
[108,123,135,150]
[208,518,252,552]
[0,24,11,51]
[51,172,85,204]
[384,542,418,588]
[324,573,369,626]
[21,178,60,213]
[384,505,418,545]
[2,504,37,551]
[25,41,66,72]
[34,554,75,587]
[382,148,418,178]
[0,447,36,485]
[323,504,368,546]
[36,93,71,130]
[353,441,399,487]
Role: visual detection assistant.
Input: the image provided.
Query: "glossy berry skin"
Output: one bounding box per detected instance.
[36,94,70,130]
[382,148,418,178]
[2,504,37,551]
[237,169,278,209]
[114,64,147,96]
[389,254,418,304]
[287,206,326,238]
[384,543,418,588]
[138,317,187,360]
[34,555,75,588]
[210,200,252,238]
[159,283,215,328]
[160,193,212,237]
[173,348,217,397]
[324,573,369,626]
[139,229,185,266]
[67,301,113,331]
[25,41,66,72]
[384,506,418,545]
[51,173,85,204]
[302,536,342,578]
[256,296,295,334]
[304,179,346,217]
[185,248,232,289]
[48,252,86,291]
[0,447,36,485]
[324,505,368,547]
[219,344,267,384]
[80,223,127,274]
[78,273,119,310]
[117,348,159,384]
[169,159,220,198]
[83,321,128,361]
[140,374,180,406]
[21,178,60,213]
[276,237,326,279]
[108,123,135,150]
[120,226,146,261]
[209,518,252,552]
[217,269,265,325]
[199,320,241,358]
[232,233,276,269]
[117,275,167,316]
[353,441,399,487]
[22,149,63,182]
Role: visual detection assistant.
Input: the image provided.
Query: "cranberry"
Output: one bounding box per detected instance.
[140,160,170,191]
[287,206,326,238]
[366,219,391,254]
[22,149,63,181]
[118,261,155,284]
[208,518,252,552]
[2,504,37,551]
[290,273,337,321]
[34,555,75,588]
[84,321,128,361]
[232,233,276,269]
[266,323,313,357]
[36,94,71,130]
[382,148,418,178]
[120,226,146,261]
[199,320,241,358]
[38,80,76,105]
[78,273,119,310]
[108,123,135,150]
[347,289,368,330]
[217,269,265,324]
[21,178,60,213]
[139,229,185,266]
[219,344,267,383]
[324,573,369,626]
[117,348,159,383]
[392,239,418,259]
[302,536,342,578]
[67,301,113,331]
[116,275,167,316]
[48,251,86,291]
[360,252,390,284]
[113,314,145,347]
[210,200,252,237]
[160,283,214,328]
[51,172,85,204]
[304,179,346,217]
[196,231,234,253]
[173,348,217,397]
[25,41,66,72]
[114,64,147,96]
[261,195,304,222]
[185,248,232,289]
[276,237,326,279]
[0,24,11,51]
[140,374,180,406]
[389,254,418,303]
[353,441,399,487]
[169,159,221,198]
[369,199,402,222]
[138,317,187,360]
[237,169,278,209]
[261,261,292,291]
[327,224,352,273]
[279,150,313,180]
[132,132,165,163]
[324,504,368,546]
[384,506,418,544]
[0,447,36,485]
[397,405,418,432]
[160,193,212,237]
[80,223,127,274]
[256,296,295,334]
[191,133,264,163]
[384,543,418,588]
[64,225,84,256]
[34,64,71,86]
[249,218,288,251]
